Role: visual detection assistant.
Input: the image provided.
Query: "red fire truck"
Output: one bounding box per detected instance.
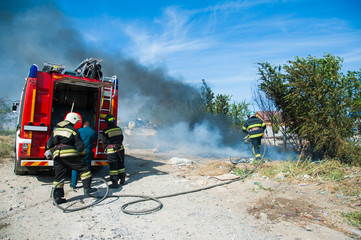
[13,58,118,175]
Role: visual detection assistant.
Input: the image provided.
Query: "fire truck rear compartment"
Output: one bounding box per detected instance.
[52,82,99,129]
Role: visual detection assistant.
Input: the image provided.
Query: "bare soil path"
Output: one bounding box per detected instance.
[0,149,358,239]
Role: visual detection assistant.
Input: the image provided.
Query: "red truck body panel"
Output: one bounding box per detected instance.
[14,60,118,174]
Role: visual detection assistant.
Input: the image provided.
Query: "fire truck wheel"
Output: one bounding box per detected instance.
[14,158,26,175]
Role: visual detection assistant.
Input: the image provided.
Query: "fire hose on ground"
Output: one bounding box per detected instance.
[52,140,267,215]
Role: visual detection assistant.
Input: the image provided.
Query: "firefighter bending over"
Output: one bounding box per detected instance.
[101,114,126,188]
[242,111,266,160]
[46,112,97,204]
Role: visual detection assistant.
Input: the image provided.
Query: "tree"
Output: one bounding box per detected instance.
[200,79,250,129]
[0,98,13,131]
[201,79,215,113]
[229,101,249,128]
[257,53,361,164]
[214,94,230,115]
[252,88,285,147]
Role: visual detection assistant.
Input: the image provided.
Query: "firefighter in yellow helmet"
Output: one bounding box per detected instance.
[101,114,125,188]
[46,112,97,204]
[242,111,266,160]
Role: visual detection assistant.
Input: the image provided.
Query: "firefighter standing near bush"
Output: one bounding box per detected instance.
[46,112,97,204]
[242,111,266,160]
[101,114,125,188]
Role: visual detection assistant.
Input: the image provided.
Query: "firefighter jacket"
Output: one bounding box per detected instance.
[242,117,266,139]
[101,124,124,154]
[47,120,86,159]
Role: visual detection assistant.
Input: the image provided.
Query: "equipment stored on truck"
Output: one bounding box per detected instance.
[13,58,118,175]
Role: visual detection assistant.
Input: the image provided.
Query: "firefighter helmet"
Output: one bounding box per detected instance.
[248,111,256,118]
[105,114,115,124]
[65,112,82,129]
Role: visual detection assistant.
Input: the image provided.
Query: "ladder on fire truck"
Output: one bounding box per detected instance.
[95,77,116,155]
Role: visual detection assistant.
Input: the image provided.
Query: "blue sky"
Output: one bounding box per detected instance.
[1,0,360,107]
[0,0,359,154]
[48,0,361,105]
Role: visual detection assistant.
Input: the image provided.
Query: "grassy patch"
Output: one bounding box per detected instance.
[341,211,361,228]
[0,130,16,136]
[0,134,15,158]
[264,159,361,197]
[196,161,234,176]
[232,167,252,176]
[230,158,361,197]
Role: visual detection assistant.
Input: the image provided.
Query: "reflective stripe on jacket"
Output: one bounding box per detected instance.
[47,120,86,159]
[242,117,266,138]
[101,124,124,155]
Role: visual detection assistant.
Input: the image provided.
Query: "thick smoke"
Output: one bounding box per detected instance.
[0,1,251,158]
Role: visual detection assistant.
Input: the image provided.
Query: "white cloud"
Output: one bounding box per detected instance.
[115,0,361,103]
[124,6,215,64]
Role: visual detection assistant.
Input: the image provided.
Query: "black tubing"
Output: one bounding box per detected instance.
[52,146,266,214]
[52,178,109,212]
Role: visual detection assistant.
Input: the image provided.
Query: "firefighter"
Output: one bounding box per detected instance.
[47,112,97,204]
[242,111,266,160]
[70,121,98,189]
[101,114,125,188]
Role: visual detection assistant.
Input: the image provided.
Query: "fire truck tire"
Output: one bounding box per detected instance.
[14,158,26,175]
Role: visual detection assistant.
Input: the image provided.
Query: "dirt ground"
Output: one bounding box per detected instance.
[0,148,360,240]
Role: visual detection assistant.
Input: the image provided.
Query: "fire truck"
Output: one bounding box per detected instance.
[13,58,118,175]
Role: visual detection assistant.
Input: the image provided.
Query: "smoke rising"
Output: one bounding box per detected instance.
[0,1,252,158]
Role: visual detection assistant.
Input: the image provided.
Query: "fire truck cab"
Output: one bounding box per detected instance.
[13,58,118,175]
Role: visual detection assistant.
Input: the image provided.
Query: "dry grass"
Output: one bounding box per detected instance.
[196,161,234,176]
[0,134,15,159]
[196,158,361,197]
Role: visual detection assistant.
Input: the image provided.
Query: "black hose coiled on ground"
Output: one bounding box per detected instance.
[52,144,267,214]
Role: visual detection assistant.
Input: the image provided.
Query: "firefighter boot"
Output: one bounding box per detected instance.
[82,178,98,196]
[119,172,126,185]
[109,175,119,188]
[53,187,67,204]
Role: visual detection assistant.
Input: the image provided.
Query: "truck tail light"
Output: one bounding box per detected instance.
[21,143,29,156]
[23,131,30,138]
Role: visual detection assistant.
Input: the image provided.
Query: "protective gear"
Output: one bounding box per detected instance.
[53,183,67,204]
[47,120,92,200]
[243,135,250,144]
[65,112,82,129]
[47,121,87,159]
[109,184,119,189]
[101,121,126,186]
[248,111,256,118]
[55,198,67,204]
[109,172,119,188]
[82,177,98,195]
[243,114,266,160]
[84,188,98,195]
[119,172,126,185]
[45,149,53,159]
[242,116,266,139]
[105,114,115,125]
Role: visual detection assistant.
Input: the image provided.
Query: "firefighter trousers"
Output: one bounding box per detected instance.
[71,148,93,187]
[107,149,125,184]
[250,137,262,160]
[52,155,92,199]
